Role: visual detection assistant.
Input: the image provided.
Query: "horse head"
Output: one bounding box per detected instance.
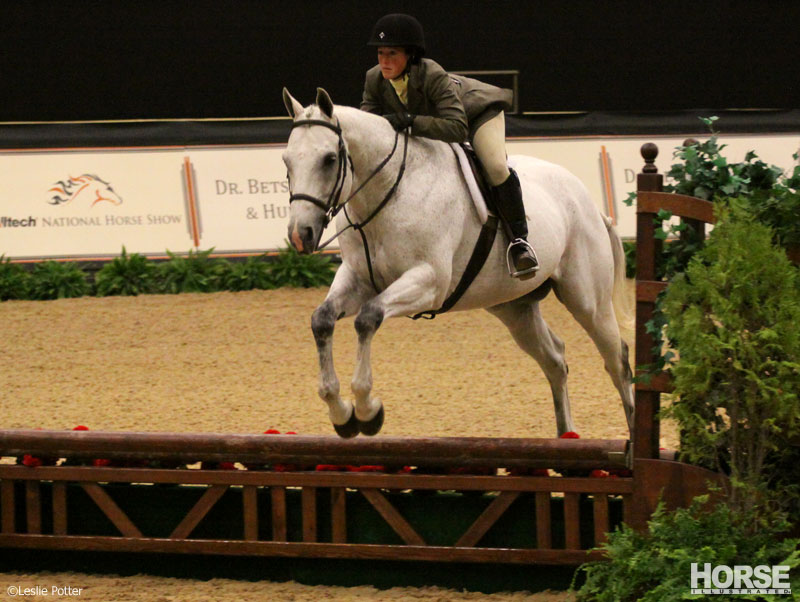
[282,87,352,254]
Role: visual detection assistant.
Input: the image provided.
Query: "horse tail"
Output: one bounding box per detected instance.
[604,216,635,333]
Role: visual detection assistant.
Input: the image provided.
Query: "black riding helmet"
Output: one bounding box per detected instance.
[368,13,425,58]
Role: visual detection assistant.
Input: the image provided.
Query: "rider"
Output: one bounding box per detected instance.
[361,13,539,279]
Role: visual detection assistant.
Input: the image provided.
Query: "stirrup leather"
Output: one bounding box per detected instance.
[506,238,539,278]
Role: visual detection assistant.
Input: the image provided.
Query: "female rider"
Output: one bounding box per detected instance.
[360,13,539,279]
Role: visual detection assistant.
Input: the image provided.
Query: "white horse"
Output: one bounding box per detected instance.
[282,87,634,439]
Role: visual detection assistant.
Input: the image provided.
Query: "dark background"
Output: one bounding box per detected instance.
[1,0,798,122]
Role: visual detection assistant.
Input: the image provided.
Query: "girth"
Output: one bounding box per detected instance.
[412,214,499,320]
[410,144,499,320]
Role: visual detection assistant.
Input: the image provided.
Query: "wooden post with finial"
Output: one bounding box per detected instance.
[634,143,662,463]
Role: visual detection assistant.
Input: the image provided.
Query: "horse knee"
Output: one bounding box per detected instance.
[311,302,337,347]
[355,301,384,342]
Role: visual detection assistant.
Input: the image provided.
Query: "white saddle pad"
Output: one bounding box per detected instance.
[450,143,490,224]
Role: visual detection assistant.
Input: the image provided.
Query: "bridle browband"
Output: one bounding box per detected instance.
[288,117,410,293]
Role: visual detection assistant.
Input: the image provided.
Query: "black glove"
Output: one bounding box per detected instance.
[383,112,415,131]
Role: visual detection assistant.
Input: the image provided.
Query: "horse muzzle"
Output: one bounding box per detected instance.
[288,219,319,255]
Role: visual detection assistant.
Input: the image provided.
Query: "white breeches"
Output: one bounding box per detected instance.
[472,111,510,187]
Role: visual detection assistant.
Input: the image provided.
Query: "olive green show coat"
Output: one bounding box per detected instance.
[361,58,513,143]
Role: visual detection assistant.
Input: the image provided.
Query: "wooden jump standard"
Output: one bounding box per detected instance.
[0,144,722,566]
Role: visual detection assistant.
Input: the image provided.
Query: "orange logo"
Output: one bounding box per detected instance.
[48,174,123,207]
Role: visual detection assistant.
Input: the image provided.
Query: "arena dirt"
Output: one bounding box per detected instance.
[0,287,677,600]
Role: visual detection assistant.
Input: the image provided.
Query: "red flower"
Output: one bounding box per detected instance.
[589,469,609,478]
[92,458,113,467]
[22,454,43,468]
[508,467,550,477]
[316,464,348,471]
[73,425,90,431]
[560,431,580,439]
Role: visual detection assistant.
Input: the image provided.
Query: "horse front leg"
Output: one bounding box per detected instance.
[351,264,442,436]
[311,264,371,438]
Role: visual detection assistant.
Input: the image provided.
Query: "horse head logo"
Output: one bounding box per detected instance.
[48,174,123,207]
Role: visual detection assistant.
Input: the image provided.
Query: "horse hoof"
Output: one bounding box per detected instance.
[358,405,384,436]
[333,412,360,439]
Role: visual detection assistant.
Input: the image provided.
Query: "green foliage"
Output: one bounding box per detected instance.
[662,206,800,519]
[268,243,336,288]
[573,497,800,602]
[623,241,636,279]
[222,255,277,291]
[156,248,229,294]
[0,256,31,301]
[663,117,784,201]
[625,117,800,278]
[664,120,800,248]
[28,261,90,300]
[95,247,157,296]
[745,174,800,247]
[1,244,337,300]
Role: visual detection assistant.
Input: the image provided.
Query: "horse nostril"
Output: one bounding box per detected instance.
[302,227,315,250]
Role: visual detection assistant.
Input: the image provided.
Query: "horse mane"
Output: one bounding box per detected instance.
[331,105,451,160]
[332,105,391,132]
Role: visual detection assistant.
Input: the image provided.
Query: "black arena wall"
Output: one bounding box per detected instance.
[2,0,799,123]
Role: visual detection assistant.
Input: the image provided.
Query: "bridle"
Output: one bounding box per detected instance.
[288,119,350,226]
[288,117,409,292]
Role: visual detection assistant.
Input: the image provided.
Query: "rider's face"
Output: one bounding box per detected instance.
[377,47,409,80]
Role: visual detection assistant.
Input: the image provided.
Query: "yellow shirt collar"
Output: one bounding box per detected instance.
[389,73,409,106]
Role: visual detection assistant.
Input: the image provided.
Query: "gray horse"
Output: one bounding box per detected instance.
[282,88,634,439]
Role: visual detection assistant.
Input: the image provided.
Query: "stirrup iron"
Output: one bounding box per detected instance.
[506,238,539,279]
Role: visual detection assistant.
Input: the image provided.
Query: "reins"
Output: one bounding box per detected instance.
[289,117,409,294]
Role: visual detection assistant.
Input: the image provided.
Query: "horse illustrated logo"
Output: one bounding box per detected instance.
[48,174,123,207]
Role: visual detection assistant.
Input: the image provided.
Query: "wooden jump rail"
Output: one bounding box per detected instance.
[0,143,724,567]
[0,430,633,470]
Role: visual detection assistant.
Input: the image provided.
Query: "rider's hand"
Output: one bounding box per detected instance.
[383,112,415,131]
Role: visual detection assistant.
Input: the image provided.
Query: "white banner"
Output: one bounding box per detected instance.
[1,133,797,260]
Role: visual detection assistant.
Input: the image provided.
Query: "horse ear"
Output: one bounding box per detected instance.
[283,87,304,119]
[316,88,334,119]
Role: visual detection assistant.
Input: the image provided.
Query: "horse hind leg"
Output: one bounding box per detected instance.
[487,300,575,437]
[557,283,635,438]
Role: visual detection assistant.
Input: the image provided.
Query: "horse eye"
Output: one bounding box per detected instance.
[323,153,337,167]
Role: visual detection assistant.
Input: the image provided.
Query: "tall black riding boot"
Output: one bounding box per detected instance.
[493,169,539,279]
